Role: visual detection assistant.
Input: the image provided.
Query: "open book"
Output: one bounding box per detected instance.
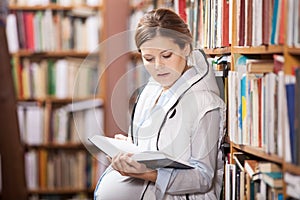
[88,135,194,169]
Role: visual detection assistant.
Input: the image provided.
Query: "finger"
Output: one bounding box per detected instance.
[119,153,134,173]
[106,156,112,163]
[114,134,128,140]
[112,153,131,173]
[111,153,123,171]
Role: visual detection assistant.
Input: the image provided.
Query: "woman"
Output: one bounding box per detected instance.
[94,8,226,200]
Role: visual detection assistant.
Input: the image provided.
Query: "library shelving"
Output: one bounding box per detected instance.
[1,0,111,199]
[203,47,231,56]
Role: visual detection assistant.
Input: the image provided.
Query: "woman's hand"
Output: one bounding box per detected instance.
[109,152,157,182]
[114,133,128,141]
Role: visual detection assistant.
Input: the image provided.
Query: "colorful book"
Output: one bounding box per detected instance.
[261,172,283,188]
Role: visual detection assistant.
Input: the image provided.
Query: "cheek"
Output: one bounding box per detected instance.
[168,57,186,73]
[144,64,155,75]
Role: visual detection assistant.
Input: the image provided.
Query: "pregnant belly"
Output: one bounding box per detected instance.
[94,168,146,200]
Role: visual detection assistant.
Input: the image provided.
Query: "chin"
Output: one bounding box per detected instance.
[160,82,173,89]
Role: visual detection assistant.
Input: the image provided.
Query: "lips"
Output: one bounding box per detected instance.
[157,72,170,77]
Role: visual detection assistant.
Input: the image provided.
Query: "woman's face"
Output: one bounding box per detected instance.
[139,36,189,90]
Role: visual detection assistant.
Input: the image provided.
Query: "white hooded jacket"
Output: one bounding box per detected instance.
[129,49,226,199]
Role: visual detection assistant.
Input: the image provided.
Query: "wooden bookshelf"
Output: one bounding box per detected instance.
[231,45,284,54]
[203,47,231,55]
[231,142,283,164]
[2,1,108,199]
[17,97,104,104]
[28,187,94,195]
[25,143,88,150]
[286,47,300,55]
[9,4,102,11]
[12,50,95,58]
[284,163,300,176]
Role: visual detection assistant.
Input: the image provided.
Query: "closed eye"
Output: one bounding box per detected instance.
[162,53,172,59]
[144,57,154,62]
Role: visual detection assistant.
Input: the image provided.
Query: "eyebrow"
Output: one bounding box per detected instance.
[142,49,172,57]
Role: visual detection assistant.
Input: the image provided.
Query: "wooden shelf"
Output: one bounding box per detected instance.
[12,50,97,58]
[28,187,94,195]
[286,47,300,55]
[25,143,89,150]
[17,96,103,103]
[284,163,300,175]
[203,47,231,55]
[231,142,283,164]
[232,45,284,54]
[9,4,102,11]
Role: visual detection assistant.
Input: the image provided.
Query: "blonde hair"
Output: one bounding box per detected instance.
[135,8,193,52]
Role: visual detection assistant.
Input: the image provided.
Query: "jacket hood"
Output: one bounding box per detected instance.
[188,49,220,96]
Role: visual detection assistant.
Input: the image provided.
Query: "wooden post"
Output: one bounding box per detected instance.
[0,21,27,199]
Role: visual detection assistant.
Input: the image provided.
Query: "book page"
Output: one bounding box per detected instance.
[89,135,142,157]
[89,135,194,169]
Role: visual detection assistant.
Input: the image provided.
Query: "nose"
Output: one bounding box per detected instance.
[154,57,163,70]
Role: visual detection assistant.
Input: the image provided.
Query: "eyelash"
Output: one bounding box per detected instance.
[162,53,172,58]
[144,53,172,62]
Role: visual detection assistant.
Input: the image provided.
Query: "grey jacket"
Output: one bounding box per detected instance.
[130,49,226,200]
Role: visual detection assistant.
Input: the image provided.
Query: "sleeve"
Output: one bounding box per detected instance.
[154,109,222,198]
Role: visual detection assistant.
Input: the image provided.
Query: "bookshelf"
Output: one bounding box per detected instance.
[203,47,231,55]
[231,45,284,54]
[227,0,299,199]
[8,4,102,11]
[231,142,283,165]
[1,0,111,199]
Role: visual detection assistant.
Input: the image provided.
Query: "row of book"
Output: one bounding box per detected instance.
[9,0,102,6]
[236,0,284,46]
[286,0,300,47]
[225,152,284,200]
[184,0,300,48]
[226,152,300,199]
[17,99,104,145]
[129,0,231,49]
[227,55,300,165]
[186,0,230,49]
[25,149,105,190]
[6,9,101,53]
[11,57,99,99]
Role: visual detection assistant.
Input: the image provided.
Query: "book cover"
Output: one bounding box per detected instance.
[222,0,230,47]
[244,160,259,178]
[261,172,283,188]
[295,68,300,165]
[257,161,281,173]
[245,0,252,46]
[278,0,286,44]
[286,77,296,164]
[270,0,280,44]
[238,0,245,46]
[88,135,194,169]
[246,59,274,74]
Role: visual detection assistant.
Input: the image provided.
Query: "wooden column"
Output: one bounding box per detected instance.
[0,25,27,199]
[103,0,131,137]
